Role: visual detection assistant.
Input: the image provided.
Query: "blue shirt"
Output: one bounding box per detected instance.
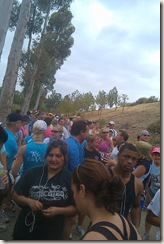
[22,142,48,175]
[5,128,18,170]
[0,144,6,154]
[150,162,160,195]
[23,135,33,144]
[65,137,84,172]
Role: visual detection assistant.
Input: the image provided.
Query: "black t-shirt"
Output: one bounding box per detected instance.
[84,148,101,161]
[13,165,75,240]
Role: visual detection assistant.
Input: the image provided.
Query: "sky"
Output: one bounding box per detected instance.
[0,0,160,103]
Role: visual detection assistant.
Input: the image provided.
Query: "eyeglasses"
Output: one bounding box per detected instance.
[103,132,108,134]
[52,130,59,133]
[143,134,149,137]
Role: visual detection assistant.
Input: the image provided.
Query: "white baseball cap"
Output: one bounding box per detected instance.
[33,120,47,131]
[109,120,115,125]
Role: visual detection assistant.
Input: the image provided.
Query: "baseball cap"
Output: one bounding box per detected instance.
[35,111,41,116]
[27,110,33,115]
[33,120,47,131]
[136,141,152,161]
[6,112,22,122]
[109,121,115,125]
[151,147,160,154]
[49,113,54,116]
[139,130,149,136]
[21,115,30,121]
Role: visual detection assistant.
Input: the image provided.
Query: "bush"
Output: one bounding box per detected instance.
[147,120,160,134]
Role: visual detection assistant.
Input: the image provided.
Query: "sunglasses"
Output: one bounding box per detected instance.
[52,130,59,133]
[143,134,149,137]
[103,132,108,134]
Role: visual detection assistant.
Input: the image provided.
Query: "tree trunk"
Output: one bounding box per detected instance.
[0,0,31,123]
[33,84,43,110]
[22,4,51,111]
[0,0,14,60]
[21,65,37,114]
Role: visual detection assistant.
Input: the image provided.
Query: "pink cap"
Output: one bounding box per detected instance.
[151,147,160,154]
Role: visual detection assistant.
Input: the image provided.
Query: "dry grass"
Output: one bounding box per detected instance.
[82,102,160,145]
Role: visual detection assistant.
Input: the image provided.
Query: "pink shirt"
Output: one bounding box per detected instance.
[20,126,29,138]
[45,127,52,138]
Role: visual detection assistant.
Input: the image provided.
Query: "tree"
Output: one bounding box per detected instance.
[147,96,159,103]
[107,86,119,108]
[121,94,129,113]
[80,92,95,112]
[21,1,74,114]
[0,0,31,122]
[0,0,14,59]
[44,90,62,112]
[95,90,107,110]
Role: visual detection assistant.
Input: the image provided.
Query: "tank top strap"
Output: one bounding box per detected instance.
[85,225,118,240]
[119,215,128,239]
[86,220,125,239]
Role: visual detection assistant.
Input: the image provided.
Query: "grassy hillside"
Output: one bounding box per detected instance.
[82,102,160,146]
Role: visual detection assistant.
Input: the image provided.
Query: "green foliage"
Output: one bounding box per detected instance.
[95,90,107,109]
[147,96,159,103]
[129,96,159,106]
[9,0,21,30]
[107,87,119,108]
[147,120,160,134]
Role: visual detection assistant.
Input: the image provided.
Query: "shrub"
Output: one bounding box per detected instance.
[147,120,160,134]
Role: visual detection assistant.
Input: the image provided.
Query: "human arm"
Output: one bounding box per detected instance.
[103,153,117,167]
[108,138,114,150]
[146,189,160,227]
[146,210,160,227]
[132,165,146,178]
[12,190,43,211]
[11,145,26,177]
[42,205,77,217]
[130,178,143,228]
[0,150,7,171]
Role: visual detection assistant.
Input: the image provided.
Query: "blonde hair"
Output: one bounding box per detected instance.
[100,127,109,136]
[32,127,45,141]
[87,134,99,142]
[53,124,63,133]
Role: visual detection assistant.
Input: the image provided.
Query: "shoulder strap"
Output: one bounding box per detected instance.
[85,225,118,240]
[125,218,138,240]
[119,215,128,240]
[87,221,125,239]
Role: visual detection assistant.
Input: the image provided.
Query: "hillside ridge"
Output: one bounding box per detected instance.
[82,102,160,144]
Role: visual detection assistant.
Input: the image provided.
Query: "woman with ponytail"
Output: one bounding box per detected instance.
[72,159,141,240]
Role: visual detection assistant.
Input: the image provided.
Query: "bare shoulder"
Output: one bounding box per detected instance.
[82,231,107,240]
[18,145,26,154]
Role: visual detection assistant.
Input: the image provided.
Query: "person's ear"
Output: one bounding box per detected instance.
[80,184,86,197]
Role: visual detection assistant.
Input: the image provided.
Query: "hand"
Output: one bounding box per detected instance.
[1,172,9,185]
[42,207,60,217]
[104,157,117,167]
[27,199,43,211]
[103,153,111,162]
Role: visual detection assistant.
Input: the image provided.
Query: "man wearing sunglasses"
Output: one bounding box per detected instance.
[137,130,150,143]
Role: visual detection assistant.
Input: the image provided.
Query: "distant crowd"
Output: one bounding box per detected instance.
[0,109,160,240]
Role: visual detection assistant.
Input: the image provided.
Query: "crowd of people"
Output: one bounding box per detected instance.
[0,110,160,240]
